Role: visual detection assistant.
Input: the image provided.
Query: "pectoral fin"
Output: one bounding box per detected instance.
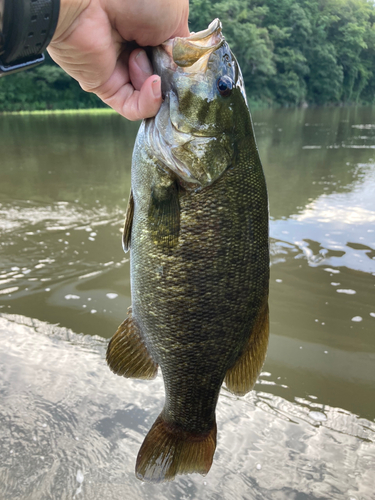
[122,190,134,252]
[148,180,180,249]
[225,298,269,396]
[106,307,158,380]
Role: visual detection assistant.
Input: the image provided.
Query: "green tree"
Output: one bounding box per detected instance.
[2,0,375,110]
[0,58,105,112]
[189,0,276,103]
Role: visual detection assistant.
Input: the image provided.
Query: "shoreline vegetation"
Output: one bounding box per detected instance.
[1,0,375,112]
[1,100,373,117]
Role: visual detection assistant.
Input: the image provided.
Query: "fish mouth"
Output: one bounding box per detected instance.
[161,18,225,71]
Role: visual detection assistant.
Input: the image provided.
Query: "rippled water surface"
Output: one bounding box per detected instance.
[0,108,374,499]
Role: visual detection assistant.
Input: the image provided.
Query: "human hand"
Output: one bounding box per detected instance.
[48,0,189,120]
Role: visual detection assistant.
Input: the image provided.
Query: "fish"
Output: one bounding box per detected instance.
[106,18,269,483]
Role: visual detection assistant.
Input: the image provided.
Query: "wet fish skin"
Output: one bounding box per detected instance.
[106,19,269,483]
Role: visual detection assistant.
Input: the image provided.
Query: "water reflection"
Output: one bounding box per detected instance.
[0,107,374,496]
[271,161,375,274]
[0,314,373,499]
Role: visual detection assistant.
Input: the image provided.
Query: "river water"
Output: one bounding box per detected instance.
[0,107,374,500]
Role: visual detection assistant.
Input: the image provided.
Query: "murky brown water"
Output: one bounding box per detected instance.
[0,107,374,499]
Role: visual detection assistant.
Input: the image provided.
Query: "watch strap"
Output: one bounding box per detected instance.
[1,0,60,74]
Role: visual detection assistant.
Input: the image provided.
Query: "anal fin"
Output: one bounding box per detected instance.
[225,297,269,396]
[106,308,158,380]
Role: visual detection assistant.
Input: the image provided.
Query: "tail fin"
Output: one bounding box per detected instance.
[136,414,217,483]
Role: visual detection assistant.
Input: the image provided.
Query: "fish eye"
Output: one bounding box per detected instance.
[217,76,233,97]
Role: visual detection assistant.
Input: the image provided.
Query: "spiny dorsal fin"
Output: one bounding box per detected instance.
[148,180,180,249]
[106,307,158,380]
[136,414,217,483]
[225,298,269,396]
[122,190,134,253]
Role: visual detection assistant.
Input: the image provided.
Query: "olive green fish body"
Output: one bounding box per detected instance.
[131,118,268,434]
[106,19,269,483]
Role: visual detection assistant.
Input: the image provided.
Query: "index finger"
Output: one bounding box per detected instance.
[86,50,162,121]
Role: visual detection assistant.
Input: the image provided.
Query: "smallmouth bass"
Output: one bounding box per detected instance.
[106,19,269,483]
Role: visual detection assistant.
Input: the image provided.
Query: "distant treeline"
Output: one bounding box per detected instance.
[0,54,106,112]
[190,0,375,106]
[1,0,375,111]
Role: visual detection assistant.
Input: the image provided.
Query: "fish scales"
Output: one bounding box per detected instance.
[132,131,268,421]
[106,18,269,483]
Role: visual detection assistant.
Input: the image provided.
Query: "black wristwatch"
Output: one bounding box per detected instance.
[0,0,60,76]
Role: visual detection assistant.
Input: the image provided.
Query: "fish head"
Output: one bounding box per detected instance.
[148,19,248,189]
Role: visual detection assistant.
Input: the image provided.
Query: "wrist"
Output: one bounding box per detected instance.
[51,0,91,43]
